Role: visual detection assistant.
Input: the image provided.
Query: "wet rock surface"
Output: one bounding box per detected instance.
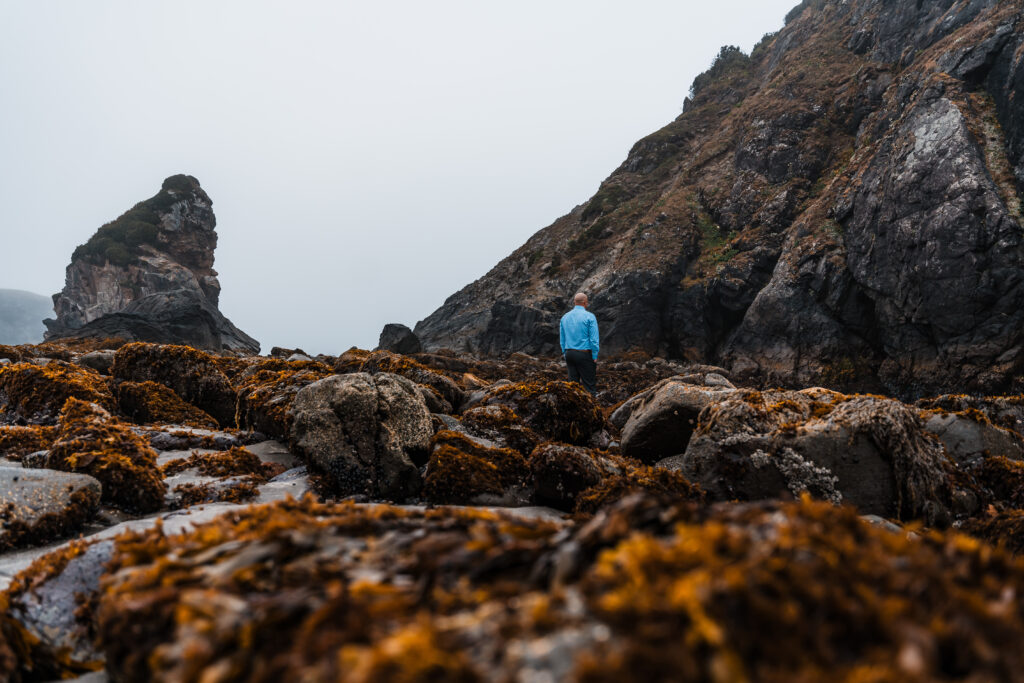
[0,467,100,551]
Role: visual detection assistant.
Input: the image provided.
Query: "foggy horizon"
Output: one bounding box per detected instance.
[1,0,798,354]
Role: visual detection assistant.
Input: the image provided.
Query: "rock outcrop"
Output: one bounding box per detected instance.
[414,0,1024,399]
[376,323,422,354]
[44,175,259,353]
[289,373,432,500]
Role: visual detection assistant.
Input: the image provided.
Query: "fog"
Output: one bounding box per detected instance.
[0,0,797,353]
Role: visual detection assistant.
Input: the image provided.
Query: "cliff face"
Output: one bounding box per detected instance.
[45,175,259,353]
[415,0,1024,398]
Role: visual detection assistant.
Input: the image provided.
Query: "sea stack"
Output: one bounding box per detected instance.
[44,175,259,353]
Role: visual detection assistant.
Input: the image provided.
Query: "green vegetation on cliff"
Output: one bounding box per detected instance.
[71,174,201,267]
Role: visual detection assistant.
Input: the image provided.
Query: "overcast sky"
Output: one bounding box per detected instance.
[1,0,796,354]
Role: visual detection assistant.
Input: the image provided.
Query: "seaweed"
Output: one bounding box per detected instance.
[115,380,218,428]
[46,398,166,513]
[0,361,114,424]
[233,358,334,439]
[161,446,281,480]
[0,425,57,460]
[483,381,606,445]
[111,343,237,427]
[422,430,529,504]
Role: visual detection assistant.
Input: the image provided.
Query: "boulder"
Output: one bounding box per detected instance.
[480,381,606,446]
[528,443,608,510]
[0,361,114,425]
[920,410,1024,465]
[619,376,737,463]
[289,373,431,500]
[233,358,334,439]
[111,342,236,427]
[0,467,101,551]
[46,399,166,513]
[422,430,530,506]
[115,380,219,428]
[460,404,544,455]
[675,390,958,524]
[377,323,422,355]
[75,349,117,375]
[347,350,464,413]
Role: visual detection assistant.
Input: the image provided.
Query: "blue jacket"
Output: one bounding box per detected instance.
[559,306,599,360]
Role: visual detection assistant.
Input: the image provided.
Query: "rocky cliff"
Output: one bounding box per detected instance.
[0,289,50,345]
[44,175,259,353]
[415,0,1024,399]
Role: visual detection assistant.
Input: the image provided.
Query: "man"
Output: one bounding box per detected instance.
[559,292,599,395]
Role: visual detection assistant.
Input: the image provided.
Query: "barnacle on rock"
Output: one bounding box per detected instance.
[46,398,166,513]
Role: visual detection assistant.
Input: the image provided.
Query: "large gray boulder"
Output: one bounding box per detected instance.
[289,372,431,500]
[619,375,736,463]
[669,390,960,524]
[0,466,101,550]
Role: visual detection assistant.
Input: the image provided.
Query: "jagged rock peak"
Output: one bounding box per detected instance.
[44,175,259,353]
[415,0,1024,399]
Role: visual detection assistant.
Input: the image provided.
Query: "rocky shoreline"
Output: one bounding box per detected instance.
[4,338,1024,680]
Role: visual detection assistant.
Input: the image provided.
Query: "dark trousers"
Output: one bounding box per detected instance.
[565,349,597,395]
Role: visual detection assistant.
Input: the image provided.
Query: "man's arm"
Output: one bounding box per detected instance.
[559,317,566,356]
[589,315,600,361]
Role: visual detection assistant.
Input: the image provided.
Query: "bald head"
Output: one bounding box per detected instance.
[574,292,588,307]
